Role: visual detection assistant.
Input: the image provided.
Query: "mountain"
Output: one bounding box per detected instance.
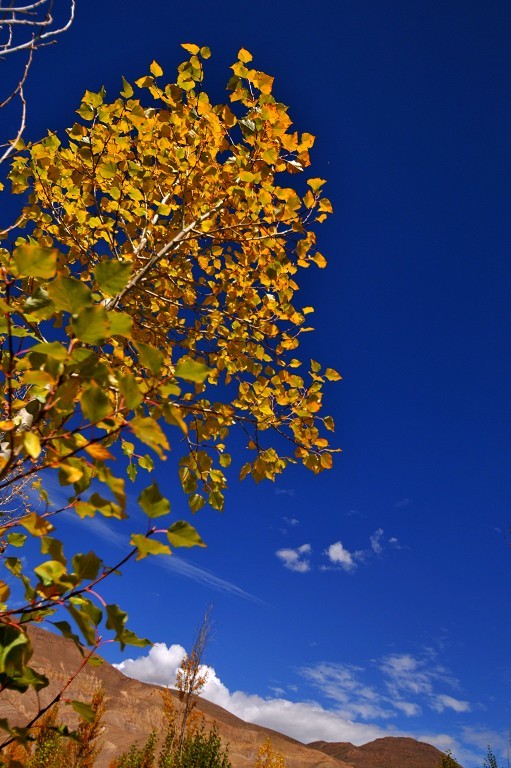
[0,627,453,768]
[308,738,448,768]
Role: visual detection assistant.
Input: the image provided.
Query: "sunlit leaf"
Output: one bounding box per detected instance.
[167,521,206,548]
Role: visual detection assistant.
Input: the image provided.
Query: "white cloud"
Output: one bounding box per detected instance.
[370,528,384,554]
[115,642,187,687]
[275,544,311,573]
[324,541,358,571]
[323,530,399,573]
[433,695,471,713]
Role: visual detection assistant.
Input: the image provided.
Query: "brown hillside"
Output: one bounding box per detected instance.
[0,627,455,768]
[1,626,348,768]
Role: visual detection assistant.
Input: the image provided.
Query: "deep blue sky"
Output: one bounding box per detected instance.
[2,1,511,765]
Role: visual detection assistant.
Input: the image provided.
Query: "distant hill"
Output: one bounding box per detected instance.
[309,737,448,768]
[0,627,455,768]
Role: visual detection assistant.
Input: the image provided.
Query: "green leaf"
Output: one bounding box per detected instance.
[188,493,206,513]
[47,275,92,313]
[138,482,170,518]
[71,306,109,345]
[6,533,26,548]
[174,358,211,383]
[136,342,164,375]
[30,341,68,360]
[23,286,55,319]
[105,604,150,651]
[138,454,154,471]
[68,599,102,646]
[14,245,57,279]
[81,383,111,422]
[95,260,132,296]
[72,551,102,581]
[0,627,47,692]
[34,560,67,586]
[130,534,171,560]
[167,521,206,548]
[118,372,142,409]
[71,700,95,723]
[40,536,66,565]
[109,311,133,338]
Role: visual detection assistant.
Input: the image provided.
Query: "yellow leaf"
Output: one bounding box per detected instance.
[85,443,114,460]
[0,581,10,602]
[181,43,200,54]
[238,48,253,63]
[20,513,54,537]
[150,60,163,77]
[24,432,41,459]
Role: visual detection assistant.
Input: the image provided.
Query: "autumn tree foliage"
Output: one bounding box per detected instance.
[253,737,286,768]
[1,688,104,768]
[0,43,338,742]
[111,643,231,768]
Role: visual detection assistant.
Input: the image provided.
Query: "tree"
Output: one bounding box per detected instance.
[1,1,76,167]
[438,750,461,768]
[175,608,211,755]
[253,737,286,768]
[0,44,337,742]
[483,746,500,768]
[63,687,106,768]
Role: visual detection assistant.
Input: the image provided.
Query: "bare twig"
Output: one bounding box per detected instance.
[0,1,76,165]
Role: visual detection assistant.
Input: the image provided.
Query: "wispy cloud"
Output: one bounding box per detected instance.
[370,528,384,554]
[61,504,260,602]
[394,497,412,509]
[301,651,471,723]
[433,694,471,713]
[275,544,311,573]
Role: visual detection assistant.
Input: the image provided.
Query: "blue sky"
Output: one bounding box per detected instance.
[2,1,511,766]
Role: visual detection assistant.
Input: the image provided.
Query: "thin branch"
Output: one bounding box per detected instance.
[105,200,225,311]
